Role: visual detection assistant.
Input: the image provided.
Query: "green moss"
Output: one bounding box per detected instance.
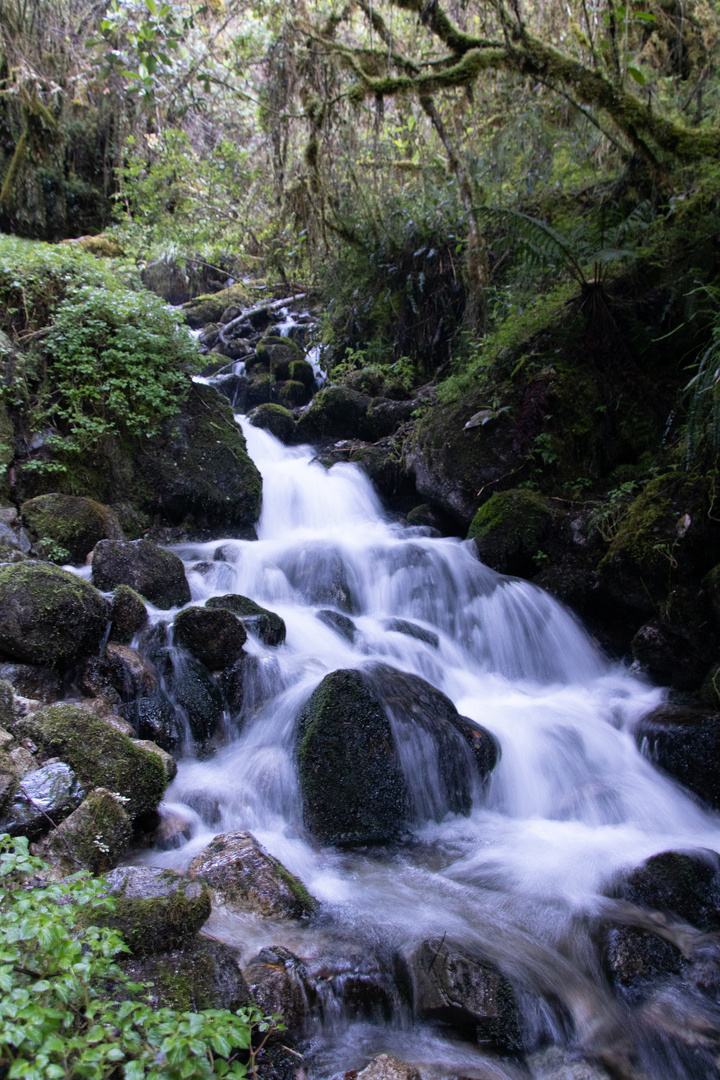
[599,475,675,579]
[18,704,167,818]
[20,493,121,564]
[120,939,251,1012]
[271,858,319,914]
[102,878,211,958]
[249,403,295,442]
[206,594,286,646]
[37,788,132,875]
[0,679,13,729]
[109,584,149,644]
[182,283,252,328]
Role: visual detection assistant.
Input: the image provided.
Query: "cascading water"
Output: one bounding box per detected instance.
[139,412,720,1079]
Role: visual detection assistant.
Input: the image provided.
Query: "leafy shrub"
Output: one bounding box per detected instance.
[0,835,279,1079]
[41,285,200,461]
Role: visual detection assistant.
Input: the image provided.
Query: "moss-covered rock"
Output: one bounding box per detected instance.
[101,865,211,956]
[182,283,252,328]
[121,938,251,1012]
[467,489,559,577]
[0,748,18,814]
[20,493,123,564]
[188,830,317,918]
[0,678,12,729]
[296,385,371,442]
[249,403,296,443]
[17,703,167,818]
[109,584,149,644]
[297,669,409,846]
[0,562,109,667]
[634,704,720,808]
[288,358,315,391]
[206,594,286,647]
[277,379,311,409]
[34,788,131,875]
[255,335,302,380]
[0,661,62,702]
[92,538,191,610]
[173,606,247,670]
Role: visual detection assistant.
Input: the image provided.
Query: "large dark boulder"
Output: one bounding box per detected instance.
[296,385,371,442]
[249,403,296,443]
[635,704,720,808]
[0,761,84,839]
[20,493,123,564]
[120,693,182,752]
[16,703,167,819]
[297,669,410,846]
[161,652,224,744]
[0,562,109,667]
[92,538,191,609]
[467,488,560,577]
[206,594,286,647]
[122,938,251,1012]
[109,584,148,644]
[173,606,247,670]
[280,544,355,612]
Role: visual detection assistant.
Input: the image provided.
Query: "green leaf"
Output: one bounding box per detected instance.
[627,66,645,84]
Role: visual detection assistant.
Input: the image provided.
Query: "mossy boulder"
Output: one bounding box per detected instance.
[206,594,286,647]
[132,383,262,532]
[249,403,296,443]
[362,398,416,442]
[92,538,191,610]
[295,385,371,442]
[17,703,167,818]
[0,748,17,814]
[182,283,252,328]
[297,669,410,846]
[34,788,132,875]
[173,606,247,670]
[122,938,251,1012]
[255,335,302,380]
[467,489,559,577]
[287,358,315,391]
[109,584,149,644]
[188,830,317,918]
[101,865,211,956]
[0,678,12,728]
[278,379,311,409]
[20,493,123,564]
[634,704,720,808]
[0,562,109,667]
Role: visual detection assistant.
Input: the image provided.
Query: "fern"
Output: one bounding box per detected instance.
[686,328,720,469]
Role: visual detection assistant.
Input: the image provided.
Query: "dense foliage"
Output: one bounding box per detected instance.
[0,836,278,1080]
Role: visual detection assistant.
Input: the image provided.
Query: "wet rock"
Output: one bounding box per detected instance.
[604,926,683,998]
[0,562,109,668]
[163,653,224,744]
[0,662,62,703]
[281,544,355,612]
[9,745,38,778]
[287,357,315,391]
[92,538,191,610]
[154,806,194,850]
[244,946,308,1037]
[245,372,275,408]
[173,606,247,670]
[406,938,520,1049]
[17,703,168,819]
[0,678,12,728]
[220,654,283,718]
[109,584,149,644]
[0,749,18,812]
[120,693,182,752]
[297,669,410,846]
[21,493,123,564]
[278,379,310,408]
[0,760,83,838]
[33,788,132,874]
[630,619,711,691]
[122,938,251,1011]
[182,283,252,328]
[316,608,357,642]
[366,663,500,816]
[188,830,317,918]
[249,403,296,443]
[617,849,720,931]
[383,619,439,649]
[406,504,446,531]
[100,865,211,956]
[527,1047,614,1080]
[467,488,560,577]
[634,705,720,808]
[362,398,416,441]
[104,643,157,699]
[183,789,221,826]
[256,334,303,380]
[206,594,286,647]
[357,1056,421,1080]
[296,385,371,442]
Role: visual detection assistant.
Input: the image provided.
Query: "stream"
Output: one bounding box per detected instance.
[136,410,720,1079]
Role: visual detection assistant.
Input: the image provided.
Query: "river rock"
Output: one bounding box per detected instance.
[243,946,308,1037]
[122,938,251,1011]
[133,740,178,783]
[188,830,317,918]
[527,1047,614,1080]
[20,493,123,564]
[406,938,520,1049]
[467,488,560,577]
[604,926,683,999]
[0,678,12,728]
[100,865,211,956]
[365,663,500,816]
[634,704,720,808]
[16,703,167,819]
[249,403,296,443]
[173,606,247,670]
[0,760,83,839]
[92,538,191,609]
[617,849,720,930]
[357,1056,421,1080]
[297,668,410,846]
[0,562,109,668]
[383,618,439,648]
[120,693,182,752]
[34,788,132,874]
[162,653,224,743]
[109,584,149,644]
[361,398,416,441]
[281,543,355,611]
[278,378,311,408]
[0,749,17,812]
[206,594,286,647]
[316,608,357,642]
[0,661,62,702]
[81,643,157,703]
[296,385,371,442]
[255,334,303,380]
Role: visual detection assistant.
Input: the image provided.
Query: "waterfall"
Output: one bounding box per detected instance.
[139,414,720,1079]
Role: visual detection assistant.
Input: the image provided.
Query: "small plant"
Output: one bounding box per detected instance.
[587,480,640,542]
[0,835,282,1079]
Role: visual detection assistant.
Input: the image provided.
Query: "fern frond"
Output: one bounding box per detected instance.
[480,206,587,285]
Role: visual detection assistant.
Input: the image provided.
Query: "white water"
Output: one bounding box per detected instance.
[142,419,720,1078]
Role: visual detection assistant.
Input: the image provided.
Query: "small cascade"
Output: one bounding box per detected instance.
[133,398,720,1080]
